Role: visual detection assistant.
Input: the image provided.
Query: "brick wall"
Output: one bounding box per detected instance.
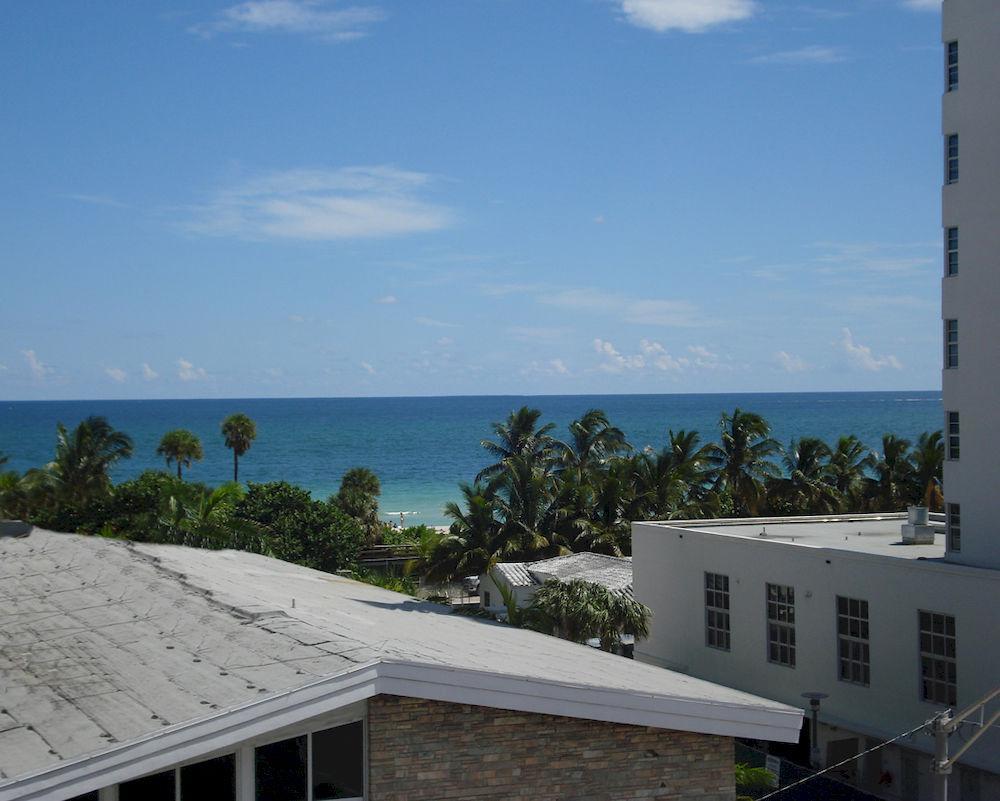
[367,695,735,801]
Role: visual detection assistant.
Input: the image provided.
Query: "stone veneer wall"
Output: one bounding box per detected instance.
[367,695,735,801]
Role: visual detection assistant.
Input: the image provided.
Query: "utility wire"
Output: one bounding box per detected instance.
[755,720,931,801]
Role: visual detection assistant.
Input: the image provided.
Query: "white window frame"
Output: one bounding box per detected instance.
[947,411,960,460]
[946,227,958,276]
[945,320,959,369]
[946,41,958,92]
[705,572,731,651]
[918,610,957,707]
[836,596,871,687]
[947,503,961,552]
[766,583,796,668]
[946,134,959,184]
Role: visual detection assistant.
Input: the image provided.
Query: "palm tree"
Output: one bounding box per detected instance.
[39,417,133,506]
[221,413,256,483]
[636,430,715,519]
[476,407,559,483]
[910,431,944,511]
[573,456,643,556]
[827,435,874,512]
[527,579,651,652]
[492,454,568,560]
[159,481,261,549]
[561,409,630,477]
[334,467,383,544]
[769,437,841,514]
[704,409,781,516]
[870,434,915,511]
[156,429,203,479]
[0,451,8,469]
[430,482,506,580]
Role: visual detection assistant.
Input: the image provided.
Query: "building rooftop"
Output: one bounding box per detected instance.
[646,514,946,561]
[0,529,801,798]
[490,552,634,592]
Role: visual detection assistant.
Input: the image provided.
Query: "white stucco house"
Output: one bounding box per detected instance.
[478,551,632,617]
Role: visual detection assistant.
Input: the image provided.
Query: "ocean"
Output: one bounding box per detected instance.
[0,392,942,526]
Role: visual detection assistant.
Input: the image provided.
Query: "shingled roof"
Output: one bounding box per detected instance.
[0,529,802,800]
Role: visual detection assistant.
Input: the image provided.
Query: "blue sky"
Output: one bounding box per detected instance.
[0,0,944,400]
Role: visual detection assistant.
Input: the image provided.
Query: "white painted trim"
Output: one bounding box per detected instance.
[0,658,801,801]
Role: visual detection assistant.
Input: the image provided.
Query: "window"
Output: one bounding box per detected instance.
[945,320,959,368]
[837,596,870,686]
[947,412,960,460]
[948,503,961,552]
[919,611,957,706]
[705,572,731,650]
[946,227,959,276]
[119,756,236,801]
[766,583,795,667]
[255,721,365,801]
[483,590,491,608]
[946,41,959,91]
[946,134,959,184]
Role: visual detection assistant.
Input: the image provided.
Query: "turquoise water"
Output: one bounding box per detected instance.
[0,392,941,526]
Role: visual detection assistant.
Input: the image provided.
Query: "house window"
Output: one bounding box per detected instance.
[946,41,958,91]
[837,596,870,686]
[946,227,959,276]
[705,572,731,651]
[945,320,959,368]
[119,755,236,801]
[256,721,364,801]
[766,583,795,667]
[946,134,959,184]
[947,412,960,459]
[919,611,957,706]
[483,590,491,608]
[948,503,961,552]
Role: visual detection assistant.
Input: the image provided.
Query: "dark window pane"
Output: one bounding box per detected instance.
[119,770,175,801]
[256,736,307,801]
[313,722,365,800]
[67,794,100,801]
[182,754,236,801]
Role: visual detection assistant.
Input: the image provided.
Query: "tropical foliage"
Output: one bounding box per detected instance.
[414,405,945,582]
[156,429,204,478]
[221,413,256,482]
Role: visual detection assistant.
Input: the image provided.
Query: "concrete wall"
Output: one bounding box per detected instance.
[632,522,1000,793]
[941,0,1000,570]
[367,695,735,801]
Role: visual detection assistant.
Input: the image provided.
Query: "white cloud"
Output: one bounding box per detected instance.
[507,326,573,344]
[749,45,847,65]
[640,339,686,371]
[594,339,645,373]
[687,344,721,369]
[542,288,701,328]
[775,351,808,373]
[617,0,756,33]
[839,329,902,372]
[177,358,208,381]
[191,0,384,41]
[0,363,6,372]
[901,0,940,11]
[436,337,454,347]
[22,350,49,380]
[593,215,606,224]
[360,361,376,375]
[375,295,398,304]
[523,358,571,377]
[105,367,127,383]
[141,363,159,381]
[187,166,453,241]
[415,316,460,329]
[288,314,308,323]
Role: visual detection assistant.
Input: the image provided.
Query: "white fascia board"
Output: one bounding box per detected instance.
[0,664,381,801]
[1,658,803,801]
[375,660,803,743]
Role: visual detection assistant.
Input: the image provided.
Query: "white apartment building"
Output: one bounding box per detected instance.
[633,2,1000,799]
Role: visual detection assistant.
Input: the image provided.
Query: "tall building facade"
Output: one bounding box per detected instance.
[941,0,1000,570]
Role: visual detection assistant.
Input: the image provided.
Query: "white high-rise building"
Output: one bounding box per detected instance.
[941,0,1000,571]
[632,3,1000,800]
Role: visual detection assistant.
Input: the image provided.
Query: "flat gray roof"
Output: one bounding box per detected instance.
[644,514,946,560]
[1,529,801,792]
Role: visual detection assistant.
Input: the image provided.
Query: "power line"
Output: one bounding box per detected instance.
[755,721,929,801]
